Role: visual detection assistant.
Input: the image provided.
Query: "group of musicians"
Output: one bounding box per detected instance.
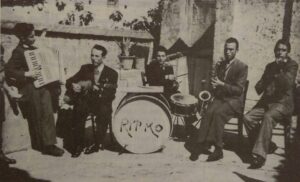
[144,37,298,169]
[0,22,299,170]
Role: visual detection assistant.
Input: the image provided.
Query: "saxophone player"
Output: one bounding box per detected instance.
[244,39,298,169]
[189,37,248,162]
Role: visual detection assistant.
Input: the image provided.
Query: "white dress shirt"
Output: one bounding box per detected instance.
[94,64,104,83]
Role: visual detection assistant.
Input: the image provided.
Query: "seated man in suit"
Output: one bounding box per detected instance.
[146,46,178,99]
[189,37,248,162]
[65,44,118,158]
[244,39,298,169]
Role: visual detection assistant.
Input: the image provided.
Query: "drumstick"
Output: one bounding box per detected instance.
[40,28,47,37]
[175,73,188,78]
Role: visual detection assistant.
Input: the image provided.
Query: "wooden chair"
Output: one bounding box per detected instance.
[141,71,148,86]
[225,80,249,144]
[274,112,296,155]
[86,113,114,146]
[237,82,297,155]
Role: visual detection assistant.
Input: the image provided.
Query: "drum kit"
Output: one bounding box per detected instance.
[112,92,208,154]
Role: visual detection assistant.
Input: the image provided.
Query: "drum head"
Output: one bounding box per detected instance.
[170,93,198,106]
[113,95,171,154]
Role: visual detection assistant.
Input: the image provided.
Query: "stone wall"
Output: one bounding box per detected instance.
[212,0,235,61]
[161,0,215,49]
[290,0,300,83]
[160,0,183,49]
[1,34,151,78]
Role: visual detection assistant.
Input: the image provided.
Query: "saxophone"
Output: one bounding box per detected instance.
[198,59,222,118]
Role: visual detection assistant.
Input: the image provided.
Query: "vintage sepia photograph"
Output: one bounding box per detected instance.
[0,0,300,181]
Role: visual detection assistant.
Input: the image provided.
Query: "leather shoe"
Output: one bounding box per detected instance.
[268,142,278,154]
[71,146,83,158]
[42,145,64,157]
[189,152,199,161]
[248,155,265,169]
[206,149,223,162]
[84,145,100,155]
[0,152,16,164]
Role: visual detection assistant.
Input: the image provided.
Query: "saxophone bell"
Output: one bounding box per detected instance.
[198,90,211,102]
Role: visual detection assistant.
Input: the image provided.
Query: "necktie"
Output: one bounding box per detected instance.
[94,69,100,82]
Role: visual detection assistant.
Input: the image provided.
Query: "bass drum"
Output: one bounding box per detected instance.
[113,94,172,154]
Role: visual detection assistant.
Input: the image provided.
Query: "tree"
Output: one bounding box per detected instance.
[109,0,165,51]
[58,2,94,26]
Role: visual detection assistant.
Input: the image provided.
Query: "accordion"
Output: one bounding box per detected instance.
[24,48,65,88]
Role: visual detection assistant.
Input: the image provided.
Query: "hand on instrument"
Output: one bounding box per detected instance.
[93,84,100,91]
[25,70,39,79]
[6,86,22,99]
[162,62,171,67]
[72,83,82,93]
[211,77,225,89]
[165,74,175,80]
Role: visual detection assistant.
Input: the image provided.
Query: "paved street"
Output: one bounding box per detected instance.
[1,129,289,182]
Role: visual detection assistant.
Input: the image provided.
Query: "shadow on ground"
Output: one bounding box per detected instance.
[61,126,128,155]
[182,124,253,164]
[274,119,300,182]
[0,164,50,182]
[233,172,265,182]
[223,132,252,164]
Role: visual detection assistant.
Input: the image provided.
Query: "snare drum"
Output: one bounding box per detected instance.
[170,93,198,117]
[113,94,172,154]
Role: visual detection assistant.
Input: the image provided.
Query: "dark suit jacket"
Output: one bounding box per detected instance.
[255,57,298,114]
[146,60,174,86]
[66,64,118,106]
[5,44,61,114]
[214,58,248,114]
[5,44,35,92]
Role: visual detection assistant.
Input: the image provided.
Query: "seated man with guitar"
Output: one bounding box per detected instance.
[65,44,118,158]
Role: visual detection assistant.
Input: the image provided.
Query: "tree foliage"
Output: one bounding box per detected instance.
[109,0,164,50]
[58,2,94,26]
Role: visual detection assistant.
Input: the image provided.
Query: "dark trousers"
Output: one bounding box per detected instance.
[24,85,57,151]
[73,96,112,148]
[0,121,3,151]
[244,104,288,159]
[0,90,4,150]
[0,89,4,123]
[197,99,236,148]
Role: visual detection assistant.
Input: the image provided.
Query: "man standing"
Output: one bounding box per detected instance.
[65,44,118,158]
[5,23,64,156]
[190,37,248,162]
[244,39,298,169]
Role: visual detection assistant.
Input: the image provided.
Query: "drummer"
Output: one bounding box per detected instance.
[146,46,179,100]
[146,46,194,139]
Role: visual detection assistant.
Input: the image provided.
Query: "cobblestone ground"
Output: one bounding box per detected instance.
[1,130,288,182]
